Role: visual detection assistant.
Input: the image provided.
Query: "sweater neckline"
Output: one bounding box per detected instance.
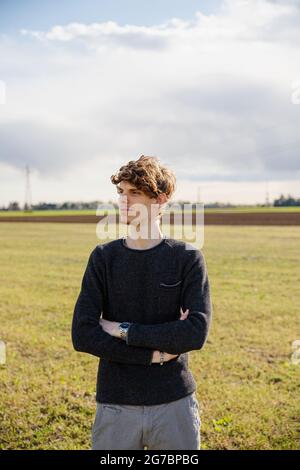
[120,234,167,252]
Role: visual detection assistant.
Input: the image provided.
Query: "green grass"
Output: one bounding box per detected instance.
[1,206,300,217]
[0,223,299,450]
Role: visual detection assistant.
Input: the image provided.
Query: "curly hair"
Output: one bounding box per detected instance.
[110,155,176,218]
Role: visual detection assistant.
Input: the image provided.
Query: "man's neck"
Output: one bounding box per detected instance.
[124,224,165,250]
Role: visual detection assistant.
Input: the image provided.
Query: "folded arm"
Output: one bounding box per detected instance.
[71,247,154,366]
[126,248,212,355]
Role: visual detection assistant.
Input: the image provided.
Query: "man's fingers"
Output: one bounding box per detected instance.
[180,307,189,314]
[180,308,190,320]
[180,307,189,313]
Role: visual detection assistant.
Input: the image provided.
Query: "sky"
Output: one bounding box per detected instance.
[0,0,300,206]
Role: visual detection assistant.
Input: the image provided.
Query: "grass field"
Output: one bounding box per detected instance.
[1,206,300,217]
[0,223,299,450]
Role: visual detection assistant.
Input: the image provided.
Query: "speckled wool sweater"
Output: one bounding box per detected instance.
[71,236,212,406]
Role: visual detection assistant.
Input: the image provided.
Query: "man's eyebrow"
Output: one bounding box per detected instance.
[116,187,140,192]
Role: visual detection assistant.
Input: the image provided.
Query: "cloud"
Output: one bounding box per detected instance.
[0,0,300,204]
[19,1,300,46]
[0,120,103,176]
[20,21,169,50]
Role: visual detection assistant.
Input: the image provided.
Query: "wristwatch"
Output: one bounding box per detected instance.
[119,322,132,342]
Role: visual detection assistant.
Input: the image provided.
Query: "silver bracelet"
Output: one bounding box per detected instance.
[159,351,164,365]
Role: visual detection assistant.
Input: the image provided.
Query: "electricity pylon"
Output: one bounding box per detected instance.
[24,165,32,212]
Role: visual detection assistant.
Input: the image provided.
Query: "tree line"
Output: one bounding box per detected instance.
[1,194,300,211]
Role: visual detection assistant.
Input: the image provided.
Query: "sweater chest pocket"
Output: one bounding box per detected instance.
[158,279,182,320]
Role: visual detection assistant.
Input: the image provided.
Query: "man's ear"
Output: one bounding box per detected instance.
[156,193,168,206]
[156,194,169,217]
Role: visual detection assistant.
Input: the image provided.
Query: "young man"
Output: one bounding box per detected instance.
[71,155,212,450]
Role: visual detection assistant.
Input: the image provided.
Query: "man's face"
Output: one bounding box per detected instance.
[116,181,159,226]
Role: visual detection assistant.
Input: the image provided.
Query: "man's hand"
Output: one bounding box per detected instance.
[151,351,179,363]
[179,307,189,320]
[99,317,122,338]
[152,307,190,363]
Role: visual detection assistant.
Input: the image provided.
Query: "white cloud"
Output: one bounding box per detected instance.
[1,0,300,205]
[20,21,169,50]
[19,0,300,45]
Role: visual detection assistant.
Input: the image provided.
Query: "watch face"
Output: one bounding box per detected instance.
[120,322,131,328]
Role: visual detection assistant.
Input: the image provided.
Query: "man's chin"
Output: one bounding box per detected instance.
[120,213,143,227]
[119,213,128,221]
[120,216,133,226]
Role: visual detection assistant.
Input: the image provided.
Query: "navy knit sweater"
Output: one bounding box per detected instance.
[71,236,212,406]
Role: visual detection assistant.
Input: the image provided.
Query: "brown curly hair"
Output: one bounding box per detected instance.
[110,155,176,218]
